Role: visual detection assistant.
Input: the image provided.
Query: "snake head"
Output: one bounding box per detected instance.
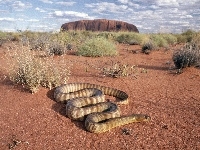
[134,114,151,122]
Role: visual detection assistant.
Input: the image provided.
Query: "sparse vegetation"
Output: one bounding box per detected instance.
[160,33,177,45]
[20,32,67,56]
[47,41,65,56]
[181,29,196,43]
[141,40,155,54]
[102,62,135,78]
[28,33,50,51]
[102,61,147,78]
[5,43,71,93]
[175,29,197,43]
[77,37,117,57]
[150,34,169,48]
[191,32,200,47]
[0,31,8,39]
[1,29,200,91]
[114,32,145,45]
[172,43,200,69]
[0,31,12,46]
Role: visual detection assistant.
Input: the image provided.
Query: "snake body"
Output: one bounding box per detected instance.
[54,83,150,133]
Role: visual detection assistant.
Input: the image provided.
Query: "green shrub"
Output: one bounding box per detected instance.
[0,31,7,46]
[77,37,117,57]
[160,34,177,45]
[150,34,168,48]
[115,32,144,45]
[0,31,8,40]
[115,33,129,43]
[181,29,196,42]
[175,34,188,43]
[53,31,97,52]
[175,30,197,43]
[172,43,200,69]
[97,32,115,40]
[191,32,200,46]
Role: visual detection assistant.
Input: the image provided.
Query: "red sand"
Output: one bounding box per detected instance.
[0,43,199,149]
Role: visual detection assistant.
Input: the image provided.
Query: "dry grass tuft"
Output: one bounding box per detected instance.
[102,61,146,78]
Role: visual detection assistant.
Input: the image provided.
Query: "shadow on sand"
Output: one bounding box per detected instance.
[138,64,170,71]
[47,88,86,131]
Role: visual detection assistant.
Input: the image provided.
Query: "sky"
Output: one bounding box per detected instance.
[0,0,200,33]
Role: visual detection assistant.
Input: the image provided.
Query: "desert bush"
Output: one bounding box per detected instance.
[175,34,188,43]
[47,41,65,56]
[0,31,8,40]
[81,30,95,38]
[52,32,73,44]
[150,34,168,48]
[181,29,196,43]
[191,32,200,46]
[160,34,177,45]
[0,39,4,47]
[53,31,96,52]
[102,61,138,78]
[141,40,156,54]
[172,43,200,69]
[97,32,115,40]
[22,32,67,56]
[77,37,117,57]
[7,32,22,41]
[66,43,73,50]
[175,30,197,43]
[114,33,127,43]
[102,61,147,78]
[0,31,7,46]
[141,33,177,51]
[0,31,37,45]
[6,44,70,93]
[28,33,50,51]
[115,32,144,45]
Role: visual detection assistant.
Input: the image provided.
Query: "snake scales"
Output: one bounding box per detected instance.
[54,83,150,133]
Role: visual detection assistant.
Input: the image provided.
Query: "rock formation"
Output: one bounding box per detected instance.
[61,19,139,32]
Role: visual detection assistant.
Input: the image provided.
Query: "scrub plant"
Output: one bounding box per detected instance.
[172,43,200,69]
[77,37,117,57]
[6,43,70,93]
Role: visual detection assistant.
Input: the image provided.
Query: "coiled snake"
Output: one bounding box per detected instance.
[54,83,150,133]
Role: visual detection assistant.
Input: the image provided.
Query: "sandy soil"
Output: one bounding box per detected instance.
[0,42,199,150]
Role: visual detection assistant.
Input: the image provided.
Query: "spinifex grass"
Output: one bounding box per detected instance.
[77,37,117,57]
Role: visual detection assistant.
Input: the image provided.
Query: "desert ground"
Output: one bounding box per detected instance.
[0,42,199,150]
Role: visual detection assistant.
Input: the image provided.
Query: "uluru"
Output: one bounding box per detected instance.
[61,19,139,32]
